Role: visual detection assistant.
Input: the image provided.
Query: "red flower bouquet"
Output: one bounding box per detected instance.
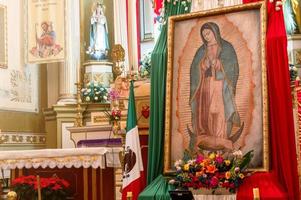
[12,175,70,200]
[169,150,253,194]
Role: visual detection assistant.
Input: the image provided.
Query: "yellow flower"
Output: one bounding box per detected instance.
[239,173,245,179]
[224,160,231,166]
[225,171,231,179]
[209,152,216,160]
[183,164,190,171]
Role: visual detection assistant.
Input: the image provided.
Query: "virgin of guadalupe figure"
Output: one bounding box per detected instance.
[86,2,110,60]
[189,22,244,151]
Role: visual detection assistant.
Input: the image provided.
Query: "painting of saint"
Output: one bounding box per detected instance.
[30,22,63,58]
[189,22,244,151]
[164,3,268,172]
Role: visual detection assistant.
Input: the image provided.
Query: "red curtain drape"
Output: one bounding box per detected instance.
[154,0,163,15]
[237,0,300,199]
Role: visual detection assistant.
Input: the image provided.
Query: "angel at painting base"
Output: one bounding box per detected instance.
[30,21,63,58]
[189,22,244,152]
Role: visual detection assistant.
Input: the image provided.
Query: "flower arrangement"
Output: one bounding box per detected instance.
[81,81,109,103]
[12,175,70,200]
[111,109,121,122]
[169,150,253,194]
[108,89,120,102]
[139,52,152,79]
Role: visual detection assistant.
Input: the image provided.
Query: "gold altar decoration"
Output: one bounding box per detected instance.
[111,44,126,77]
[7,191,17,200]
[75,82,83,127]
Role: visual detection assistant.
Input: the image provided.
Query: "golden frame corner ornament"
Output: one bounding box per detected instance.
[164,2,269,174]
[0,4,7,69]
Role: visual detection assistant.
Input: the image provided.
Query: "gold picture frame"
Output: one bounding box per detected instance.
[0,4,7,68]
[164,2,269,174]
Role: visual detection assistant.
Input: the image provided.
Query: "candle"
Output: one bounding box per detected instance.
[253,187,260,200]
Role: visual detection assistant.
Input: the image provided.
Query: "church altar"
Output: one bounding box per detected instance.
[0,147,123,200]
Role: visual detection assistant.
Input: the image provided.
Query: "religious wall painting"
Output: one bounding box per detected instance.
[294,49,301,66]
[26,0,65,64]
[10,70,32,103]
[29,21,63,59]
[0,5,7,68]
[164,2,268,173]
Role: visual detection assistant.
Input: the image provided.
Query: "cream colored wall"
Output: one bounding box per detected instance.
[0,0,47,134]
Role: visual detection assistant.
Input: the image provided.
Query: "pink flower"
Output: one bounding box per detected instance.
[215,155,224,164]
[210,176,219,187]
[195,155,204,164]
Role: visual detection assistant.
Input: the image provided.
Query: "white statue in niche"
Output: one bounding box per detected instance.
[86,1,110,60]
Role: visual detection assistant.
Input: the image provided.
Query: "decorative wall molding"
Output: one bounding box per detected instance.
[0,132,46,145]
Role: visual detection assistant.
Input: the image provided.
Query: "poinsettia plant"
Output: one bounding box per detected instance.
[169,150,253,194]
[12,175,70,200]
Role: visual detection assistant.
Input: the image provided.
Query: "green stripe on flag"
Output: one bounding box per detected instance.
[126,80,137,132]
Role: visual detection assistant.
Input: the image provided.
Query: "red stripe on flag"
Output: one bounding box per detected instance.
[122,172,145,200]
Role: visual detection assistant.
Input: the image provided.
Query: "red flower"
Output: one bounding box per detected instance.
[210,176,219,187]
[52,184,62,191]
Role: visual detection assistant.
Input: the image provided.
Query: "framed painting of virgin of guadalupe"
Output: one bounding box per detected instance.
[164,2,268,173]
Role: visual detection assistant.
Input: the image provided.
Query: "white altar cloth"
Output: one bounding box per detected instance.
[0,147,123,170]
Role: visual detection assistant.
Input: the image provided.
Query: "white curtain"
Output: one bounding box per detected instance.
[113,0,130,70]
[191,0,243,12]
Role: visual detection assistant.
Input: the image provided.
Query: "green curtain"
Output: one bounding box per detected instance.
[139,1,191,199]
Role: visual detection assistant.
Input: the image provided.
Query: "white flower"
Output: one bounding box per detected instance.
[87,82,91,86]
[233,150,242,157]
[85,96,90,102]
[168,179,176,184]
[87,89,91,93]
[174,159,183,167]
[187,159,195,165]
[94,96,98,100]
[81,88,86,92]
[176,166,182,171]
[235,167,240,173]
[103,96,108,100]
[185,7,188,11]
[94,83,98,87]
[100,88,104,91]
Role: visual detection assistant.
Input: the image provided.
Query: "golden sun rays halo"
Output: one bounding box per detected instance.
[91,0,106,14]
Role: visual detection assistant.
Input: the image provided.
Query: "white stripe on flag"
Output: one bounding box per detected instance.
[122,126,144,188]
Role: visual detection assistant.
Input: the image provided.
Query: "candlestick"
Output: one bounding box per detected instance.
[253,187,260,200]
[77,62,81,83]
[37,175,42,200]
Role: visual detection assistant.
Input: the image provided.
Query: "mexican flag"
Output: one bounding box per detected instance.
[122,81,145,200]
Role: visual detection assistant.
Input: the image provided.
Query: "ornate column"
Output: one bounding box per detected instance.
[57,0,80,104]
[113,0,130,69]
